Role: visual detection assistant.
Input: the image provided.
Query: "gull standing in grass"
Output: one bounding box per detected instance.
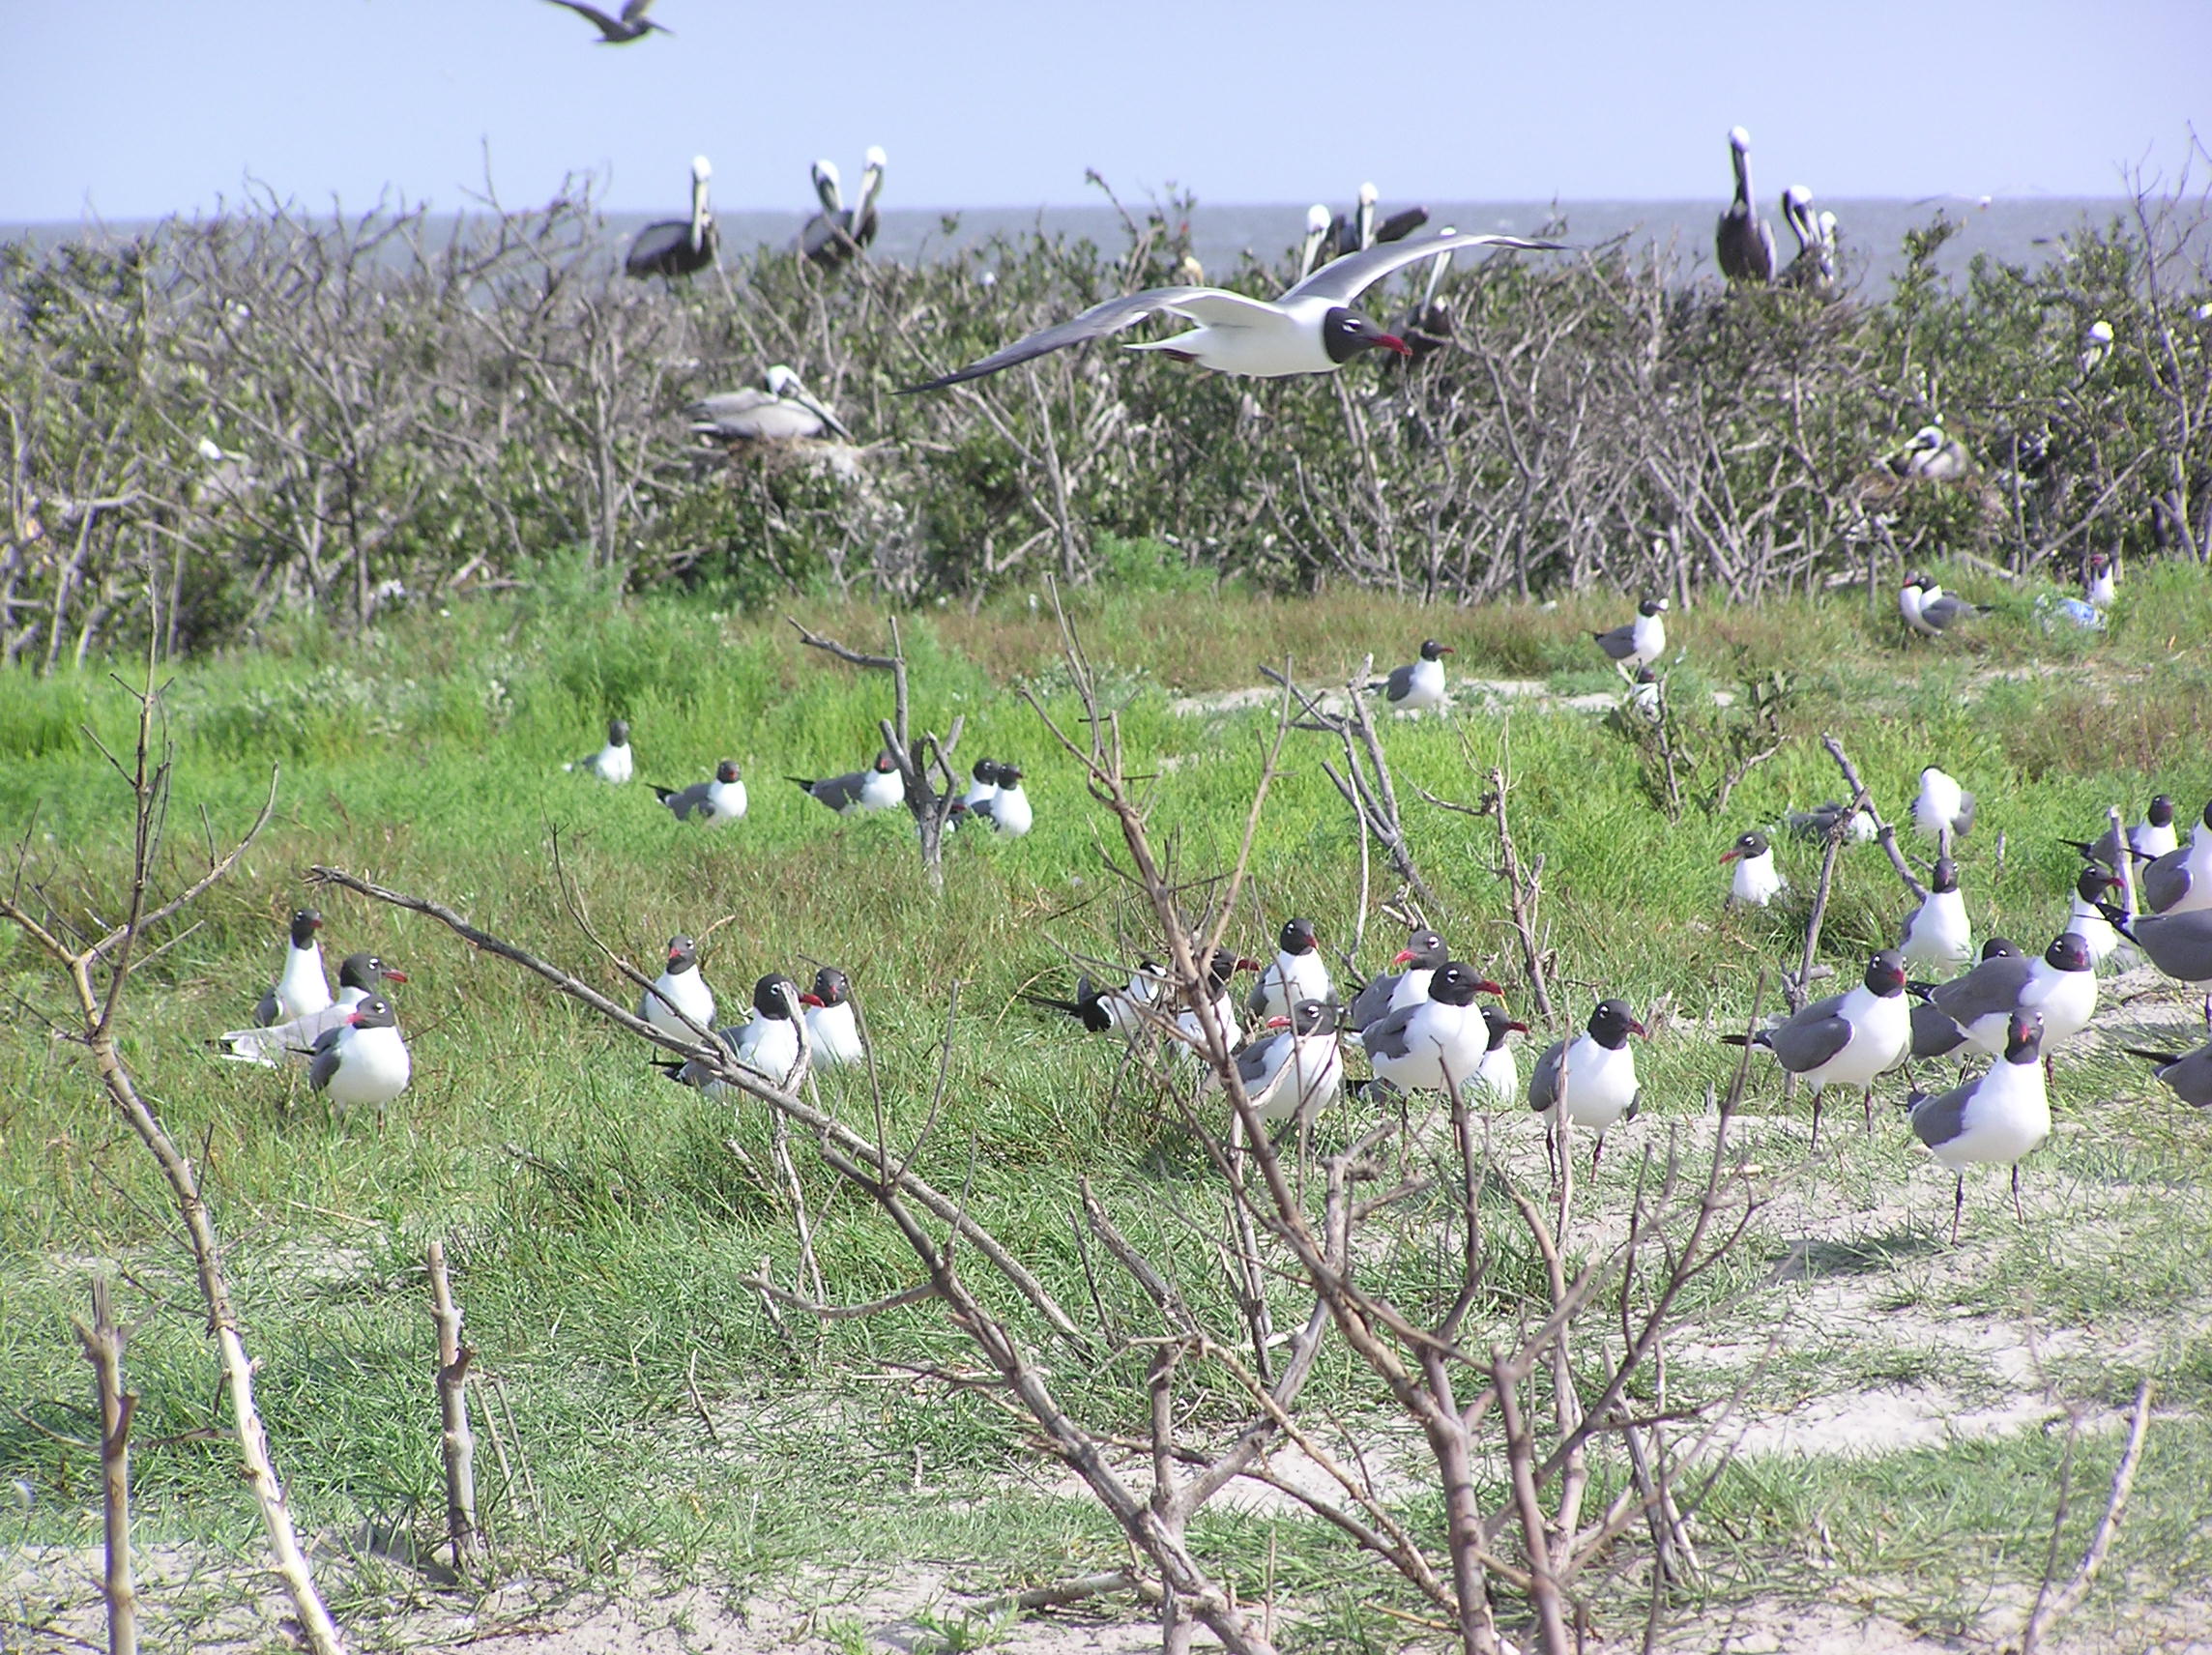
[1471,1004,1530,1106]
[1021,959,1167,1037]
[1909,1008,2049,1243]
[1715,127,1776,283]
[788,752,901,815]
[1898,857,1973,971]
[1360,962,1503,1097]
[800,968,864,1068]
[640,936,715,1039]
[1179,948,1260,1053]
[2123,1010,2212,1109]
[653,760,747,825]
[2101,904,2212,988]
[2065,866,2132,970]
[1250,917,1333,1022]
[2081,550,2119,609]
[1721,830,1786,909]
[1376,639,1453,713]
[566,718,633,784]
[961,758,1002,815]
[1910,939,2023,1062]
[254,909,332,1027]
[2066,795,2176,868]
[2135,798,2212,915]
[1348,927,1449,1033]
[1215,998,1343,1125]
[1592,596,1669,675]
[1529,999,1647,1176]
[1912,766,1975,841]
[1724,950,1912,1146]
[222,952,406,1067]
[973,762,1033,836]
[309,995,412,1119]
[1899,573,1986,638]
[1913,932,2098,1069]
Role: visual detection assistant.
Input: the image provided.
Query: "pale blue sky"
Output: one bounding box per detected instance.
[5,0,2207,222]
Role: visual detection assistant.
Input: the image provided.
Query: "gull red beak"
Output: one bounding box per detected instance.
[1506,1021,1531,1034]
[799,992,825,1008]
[1263,1015,1291,1031]
[1473,979,1505,997]
[1437,646,1456,655]
[1389,948,1418,968]
[1720,849,1742,864]
[1630,1020,1650,1039]
[1376,332,1412,358]
[382,968,409,985]
[1235,957,1265,973]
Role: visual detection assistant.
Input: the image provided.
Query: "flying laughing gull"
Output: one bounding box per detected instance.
[1529,999,1647,1174]
[653,760,747,825]
[972,763,1033,836]
[800,967,864,1067]
[1908,1007,2049,1242]
[1722,830,1786,909]
[1347,927,1449,1033]
[1360,961,1505,1097]
[2134,799,2212,915]
[1723,949,1911,1145]
[626,157,717,279]
[1021,959,1167,1036]
[1909,938,2023,1062]
[639,936,716,1039]
[788,752,902,815]
[566,719,633,784]
[1593,597,1668,673]
[801,149,887,268]
[1215,998,1344,1124]
[254,909,332,1027]
[1786,800,1877,844]
[541,0,668,43]
[221,952,407,1067]
[2065,795,2175,868]
[901,228,1560,392]
[1899,857,1972,971]
[309,993,412,1118]
[1376,640,1453,713]
[688,368,851,444]
[1715,128,1777,284]
[1249,917,1334,1022]
[1914,932,2098,1062]
[1912,767,1975,842]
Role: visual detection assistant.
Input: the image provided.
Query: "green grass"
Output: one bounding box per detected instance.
[4,575,2212,1646]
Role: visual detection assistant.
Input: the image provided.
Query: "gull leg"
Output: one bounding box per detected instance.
[2011,1163,2027,1225]
[1949,1174,1965,1245]
[1589,1131,1605,1176]
[1862,1087,1874,1135]
[1809,1089,1822,1154]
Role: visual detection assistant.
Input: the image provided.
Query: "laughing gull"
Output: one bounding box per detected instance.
[1899,856,1973,970]
[1908,1007,2049,1242]
[2100,903,2212,987]
[1177,948,1259,1053]
[1891,430,1976,484]
[254,909,332,1026]
[788,752,902,814]
[1914,932,2098,1062]
[2123,1021,2212,1109]
[902,228,1559,392]
[2134,798,2212,915]
[1215,998,1344,1124]
[688,368,851,444]
[1593,597,1668,674]
[626,157,716,279]
[566,719,633,784]
[961,758,1001,814]
[1376,640,1453,713]
[801,148,886,268]
[639,936,715,1039]
[1347,927,1449,1033]
[1722,830,1786,909]
[1360,962,1504,1097]
[972,762,1033,836]
[1472,1003,1531,1106]
[1900,574,1986,637]
[1716,128,1777,284]
[800,967,864,1067]
[1909,938,2023,1061]
[221,952,407,1067]
[1530,999,1647,1173]
[1021,959,1166,1036]
[1780,185,1837,293]
[541,0,668,43]
[1249,917,1334,1022]
[2065,795,2176,868]
[653,760,747,825]
[1912,767,1975,842]
[2081,551,2119,609]
[2065,866,2131,970]
[1786,800,1877,844]
[309,994,412,1118]
[1724,949,1911,1145]
[726,973,806,1082]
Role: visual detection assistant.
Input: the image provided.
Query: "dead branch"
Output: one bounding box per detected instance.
[425,1240,480,1572]
[2021,1378,2154,1654]
[71,1278,136,1655]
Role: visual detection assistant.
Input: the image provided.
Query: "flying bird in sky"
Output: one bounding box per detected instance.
[541,0,669,43]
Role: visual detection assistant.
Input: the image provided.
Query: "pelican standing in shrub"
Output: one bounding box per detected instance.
[1295,204,1332,279]
[1715,127,1777,284]
[626,156,717,279]
[688,367,852,444]
[801,148,887,267]
[1780,186,1836,292]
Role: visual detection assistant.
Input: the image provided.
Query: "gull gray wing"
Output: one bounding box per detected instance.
[902,286,1214,392]
[1282,230,1563,307]
[1956,791,1977,836]
[1763,1001,1853,1074]
[1929,956,2033,1024]
[1910,1001,1969,1060]
[1348,972,1401,1031]
[1236,1031,1286,1091]
[307,1027,344,1093]
[1360,1003,1419,1062]
[1527,1038,1565,1113]
[1381,662,1417,703]
[1909,1080,1975,1151]
[1593,623,1638,661]
[2135,911,2212,981]
[2139,845,2192,914]
[252,986,282,1028]
[657,780,712,819]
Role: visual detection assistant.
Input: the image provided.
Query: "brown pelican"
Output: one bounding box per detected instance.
[1390,229,1461,361]
[1780,185,1836,292]
[1327,183,1429,261]
[800,148,886,268]
[1888,425,1975,483]
[626,155,716,279]
[1295,204,1331,279]
[1715,127,1777,284]
[688,367,852,443]
[541,0,669,44]
[2078,319,2114,374]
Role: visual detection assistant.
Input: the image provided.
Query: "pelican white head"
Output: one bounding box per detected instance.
[1730,126,1752,151]
[765,364,800,397]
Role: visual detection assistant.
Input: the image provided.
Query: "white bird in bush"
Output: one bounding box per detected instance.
[1715,128,1776,284]
[639,936,715,1039]
[566,718,633,784]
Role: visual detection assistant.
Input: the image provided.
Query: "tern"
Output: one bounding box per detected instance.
[1360,962,1505,1097]
[653,760,747,825]
[566,719,633,784]
[1898,856,1973,971]
[1347,927,1450,1033]
[626,157,717,279]
[1715,128,1777,284]
[800,968,864,1068]
[309,994,412,1118]
[254,908,332,1027]
[1593,597,1668,673]
[902,228,1559,392]
[1530,999,1647,1175]
[1249,917,1334,1022]
[1215,998,1344,1125]
[221,952,406,1067]
[1375,640,1453,713]
[688,368,851,444]
[1908,1008,2049,1242]
[541,0,669,44]
[801,149,886,268]
[1722,829,1786,909]
[972,762,1033,836]
[1721,949,1911,1145]
[788,753,902,815]
[639,936,715,1040]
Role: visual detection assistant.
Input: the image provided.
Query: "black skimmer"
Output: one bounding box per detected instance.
[1592,597,1668,673]
[1898,856,1973,970]
[1908,1008,2050,1242]
[800,967,863,1067]
[1722,830,1786,909]
[2134,799,2212,915]
[566,718,633,784]
[800,149,886,268]
[1249,917,1333,1022]
[221,952,407,1067]
[1376,640,1452,714]
[1359,962,1504,1096]
[1347,927,1449,1033]
[541,0,668,43]
[2065,795,2175,869]
[308,994,412,1118]
[2100,904,2212,987]
[1471,1003,1530,1106]
[653,760,747,825]
[1779,185,1837,293]
[1911,766,1976,842]
[1529,999,1647,1172]
[1785,800,1877,844]
[901,227,1559,392]
[1215,998,1344,1124]
[253,909,332,1027]
[688,368,851,444]
[972,763,1033,836]
[1909,938,2023,1061]
[1021,960,1167,1036]
[1723,950,1911,1145]
[1715,128,1777,284]
[1900,574,1986,638]
[788,752,901,815]
[625,157,716,279]
[1912,932,2098,1062]
[639,935,715,1039]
